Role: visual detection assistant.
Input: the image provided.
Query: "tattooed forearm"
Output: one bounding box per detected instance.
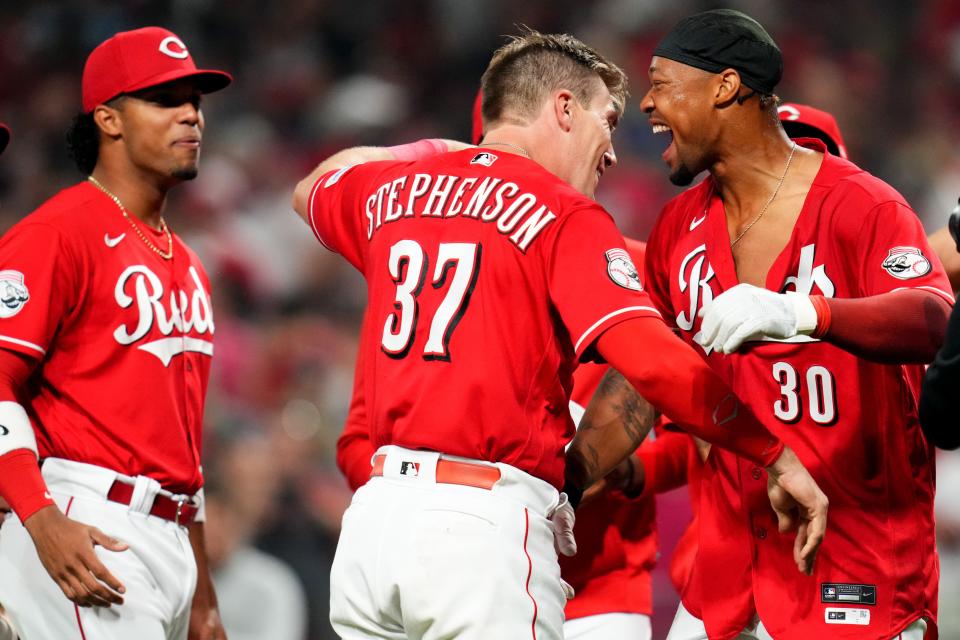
[565,369,656,489]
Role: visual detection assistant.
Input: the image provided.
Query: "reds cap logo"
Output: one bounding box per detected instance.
[0,270,29,318]
[881,246,931,280]
[158,36,190,60]
[604,248,642,291]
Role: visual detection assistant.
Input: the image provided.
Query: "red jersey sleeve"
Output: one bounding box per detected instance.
[307,161,398,271]
[849,200,954,303]
[0,222,78,359]
[547,207,661,360]
[337,346,376,492]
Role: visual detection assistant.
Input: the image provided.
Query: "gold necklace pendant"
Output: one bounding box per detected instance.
[87,176,173,260]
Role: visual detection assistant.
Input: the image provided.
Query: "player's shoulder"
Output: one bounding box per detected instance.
[816,154,910,213]
[23,182,104,227]
[4,182,100,239]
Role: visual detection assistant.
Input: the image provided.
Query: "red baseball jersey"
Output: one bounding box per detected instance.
[0,182,213,494]
[308,148,660,488]
[645,141,950,639]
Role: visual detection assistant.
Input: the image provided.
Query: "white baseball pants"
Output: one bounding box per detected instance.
[0,458,198,640]
[667,601,928,639]
[330,445,566,640]
[563,612,652,639]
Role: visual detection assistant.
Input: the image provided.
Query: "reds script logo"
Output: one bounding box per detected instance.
[677,244,716,335]
[113,265,214,366]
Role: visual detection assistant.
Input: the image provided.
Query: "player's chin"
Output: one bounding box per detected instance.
[171,164,200,181]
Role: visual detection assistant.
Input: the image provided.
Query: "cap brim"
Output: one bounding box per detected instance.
[0,124,9,155]
[127,68,232,96]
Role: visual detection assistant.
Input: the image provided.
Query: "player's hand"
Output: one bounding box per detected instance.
[549,493,577,557]
[765,447,828,575]
[581,455,645,504]
[696,283,817,354]
[23,504,128,608]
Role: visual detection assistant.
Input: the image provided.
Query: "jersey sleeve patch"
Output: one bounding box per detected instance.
[0,270,30,318]
[880,246,931,280]
[605,248,643,291]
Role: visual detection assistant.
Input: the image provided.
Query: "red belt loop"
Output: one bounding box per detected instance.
[106,481,198,526]
[370,454,501,489]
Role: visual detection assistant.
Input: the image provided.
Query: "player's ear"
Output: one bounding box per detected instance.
[92,103,124,139]
[715,69,742,106]
[553,89,576,133]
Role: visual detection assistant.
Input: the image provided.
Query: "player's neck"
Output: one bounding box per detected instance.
[709,134,799,225]
[88,167,169,230]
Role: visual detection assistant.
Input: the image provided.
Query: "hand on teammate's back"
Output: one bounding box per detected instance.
[23,504,128,607]
[764,447,829,575]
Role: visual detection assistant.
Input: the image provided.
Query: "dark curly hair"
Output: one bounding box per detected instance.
[65,112,99,175]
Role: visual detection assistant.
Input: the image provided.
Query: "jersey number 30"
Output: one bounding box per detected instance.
[772,362,838,425]
[381,239,482,361]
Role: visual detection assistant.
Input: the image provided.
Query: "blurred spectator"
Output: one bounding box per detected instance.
[204,479,308,640]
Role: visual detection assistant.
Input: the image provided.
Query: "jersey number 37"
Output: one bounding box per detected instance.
[381,239,482,362]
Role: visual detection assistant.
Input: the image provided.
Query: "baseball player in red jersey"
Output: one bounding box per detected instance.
[0,28,230,640]
[295,30,827,639]
[640,9,952,639]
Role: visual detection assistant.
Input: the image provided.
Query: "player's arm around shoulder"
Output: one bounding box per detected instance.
[291,139,473,223]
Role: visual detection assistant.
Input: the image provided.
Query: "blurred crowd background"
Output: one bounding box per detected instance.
[2,1,960,638]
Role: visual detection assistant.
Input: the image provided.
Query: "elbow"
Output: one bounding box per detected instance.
[292,178,312,220]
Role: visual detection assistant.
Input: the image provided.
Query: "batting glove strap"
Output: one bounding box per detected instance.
[785,292,818,335]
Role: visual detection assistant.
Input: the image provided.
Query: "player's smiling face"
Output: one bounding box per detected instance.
[640,57,718,186]
[570,78,619,199]
[116,78,206,182]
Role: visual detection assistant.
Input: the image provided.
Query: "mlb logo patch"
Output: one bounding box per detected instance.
[400,461,421,476]
[470,152,497,167]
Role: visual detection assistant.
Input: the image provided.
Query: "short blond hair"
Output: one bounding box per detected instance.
[480,30,628,129]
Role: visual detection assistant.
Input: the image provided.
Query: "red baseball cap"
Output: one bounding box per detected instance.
[0,124,9,155]
[82,27,232,113]
[778,102,848,159]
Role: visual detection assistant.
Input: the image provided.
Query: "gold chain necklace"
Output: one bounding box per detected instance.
[482,141,531,158]
[730,142,797,247]
[87,175,173,260]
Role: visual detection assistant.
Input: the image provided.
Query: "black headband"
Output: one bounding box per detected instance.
[653,9,782,95]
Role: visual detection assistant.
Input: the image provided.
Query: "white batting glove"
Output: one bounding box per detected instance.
[550,493,577,557]
[696,283,818,354]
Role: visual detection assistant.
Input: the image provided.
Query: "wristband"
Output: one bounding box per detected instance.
[808,295,832,339]
[0,449,54,522]
[386,139,447,162]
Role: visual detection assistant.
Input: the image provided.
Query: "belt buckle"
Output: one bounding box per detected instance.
[174,496,187,526]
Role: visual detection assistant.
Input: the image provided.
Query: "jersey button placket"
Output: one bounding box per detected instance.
[750,467,762,480]
[756,527,767,540]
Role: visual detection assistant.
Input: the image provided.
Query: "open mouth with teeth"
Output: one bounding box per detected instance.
[652,123,675,164]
